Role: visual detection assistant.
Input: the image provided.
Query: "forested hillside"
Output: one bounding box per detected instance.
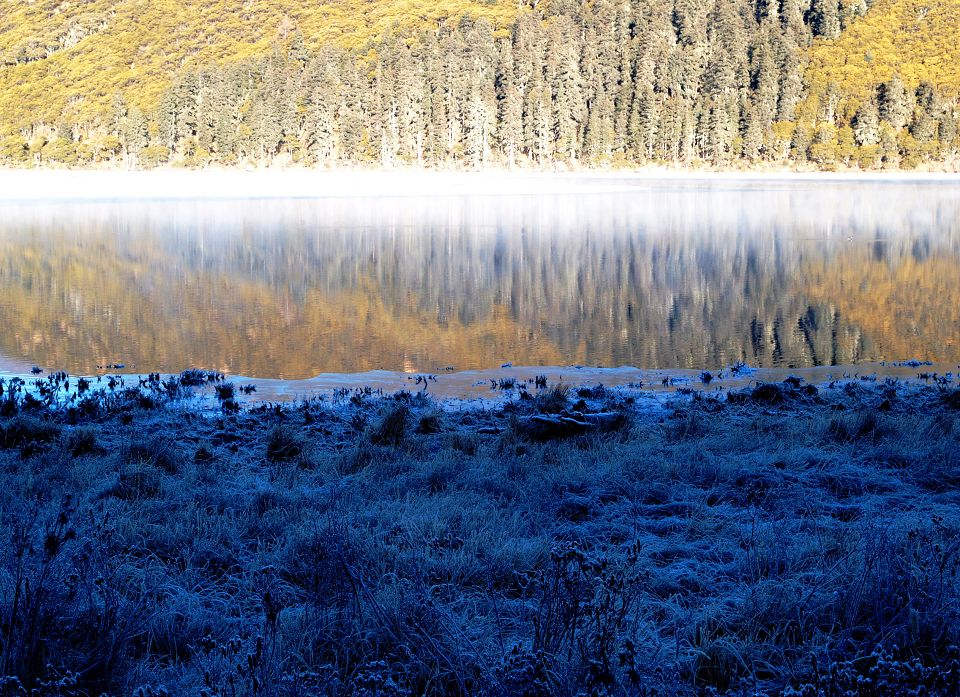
[806,0,960,104]
[0,0,958,170]
[0,0,519,126]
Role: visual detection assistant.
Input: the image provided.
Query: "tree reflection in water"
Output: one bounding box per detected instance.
[0,178,957,378]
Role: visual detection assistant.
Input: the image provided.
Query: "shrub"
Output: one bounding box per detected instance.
[498,645,557,697]
[784,644,960,697]
[220,398,240,413]
[750,382,788,404]
[575,384,606,400]
[0,498,79,690]
[349,660,409,697]
[178,369,223,387]
[527,542,642,693]
[0,394,18,417]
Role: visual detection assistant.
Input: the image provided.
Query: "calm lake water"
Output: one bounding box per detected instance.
[1,177,958,380]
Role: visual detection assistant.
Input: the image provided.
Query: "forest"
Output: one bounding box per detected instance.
[0,0,958,170]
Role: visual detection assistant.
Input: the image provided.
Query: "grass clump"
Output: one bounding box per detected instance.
[729,380,820,406]
[0,415,61,451]
[941,388,960,410]
[120,437,180,474]
[826,408,883,442]
[416,411,443,434]
[194,443,215,463]
[108,465,163,500]
[368,404,409,447]
[63,426,101,456]
[533,384,569,413]
[664,406,709,442]
[265,425,303,462]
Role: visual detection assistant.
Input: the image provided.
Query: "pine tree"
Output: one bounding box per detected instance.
[878,75,911,131]
[808,0,841,38]
[464,21,497,168]
[547,16,584,163]
[852,99,880,146]
[496,40,523,167]
[424,32,450,164]
[122,107,149,165]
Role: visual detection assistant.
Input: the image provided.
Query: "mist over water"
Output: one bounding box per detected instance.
[1,177,957,379]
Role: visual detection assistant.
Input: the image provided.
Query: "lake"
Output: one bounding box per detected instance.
[1,175,958,380]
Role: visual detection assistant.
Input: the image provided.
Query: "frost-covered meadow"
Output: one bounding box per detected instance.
[1,373,959,696]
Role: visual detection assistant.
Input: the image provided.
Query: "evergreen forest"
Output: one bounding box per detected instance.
[1,0,958,170]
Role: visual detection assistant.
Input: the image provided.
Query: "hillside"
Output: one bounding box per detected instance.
[0,0,520,129]
[0,0,958,169]
[806,0,960,105]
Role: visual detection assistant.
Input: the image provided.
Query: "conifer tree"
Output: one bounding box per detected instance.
[878,75,911,131]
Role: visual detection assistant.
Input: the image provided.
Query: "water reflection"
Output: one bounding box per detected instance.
[0,179,957,379]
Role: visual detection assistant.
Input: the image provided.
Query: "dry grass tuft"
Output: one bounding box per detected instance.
[533,384,570,413]
[63,426,101,456]
[266,425,304,462]
[0,415,61,451]
[369,404,409,447]
[121,437,180,474]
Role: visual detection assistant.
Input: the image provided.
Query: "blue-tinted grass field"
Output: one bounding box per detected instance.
[1,372,959,696]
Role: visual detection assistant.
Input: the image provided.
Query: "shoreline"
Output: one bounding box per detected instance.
[1,360,955,405]
[2,168,960,202]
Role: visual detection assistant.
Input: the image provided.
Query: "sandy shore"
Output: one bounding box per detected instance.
[1,168,959,201]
